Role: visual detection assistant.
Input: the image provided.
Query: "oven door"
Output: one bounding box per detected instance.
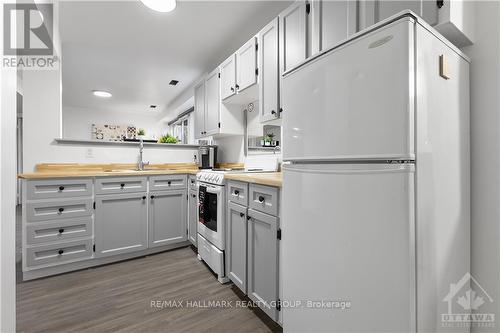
[198,183,225,250]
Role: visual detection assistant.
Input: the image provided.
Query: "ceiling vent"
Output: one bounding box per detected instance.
[169,80,179,86]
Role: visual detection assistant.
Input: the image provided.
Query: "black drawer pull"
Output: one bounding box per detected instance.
[142,196,146,200]
[234,190,240,195]
[235,84,240,89]
[58,228,64,234]
[151,195,155,199]
[58,249,64,255]
[258,196,265,203]
[247,216,251,220]
[230,87,234,92]
[58,208,64,213]
[271,110,276,115]
[240,212,244,218]
[192,194,196,198]
[167,181,171,185]
[58,186,65,191]
[120,183,125,188]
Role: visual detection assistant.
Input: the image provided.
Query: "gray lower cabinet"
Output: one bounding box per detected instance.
[148,190,187,248]
[227,201,248,292]
[188,189,198,247]
[247,208,279,321]
[95,192,148,257]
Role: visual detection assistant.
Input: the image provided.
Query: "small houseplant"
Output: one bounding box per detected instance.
[158,134,179,144]
[137,128,146,139]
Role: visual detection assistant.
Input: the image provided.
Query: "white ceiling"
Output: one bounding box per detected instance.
[60,0,291,116]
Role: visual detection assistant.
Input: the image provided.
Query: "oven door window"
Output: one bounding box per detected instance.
[200,191,218,232]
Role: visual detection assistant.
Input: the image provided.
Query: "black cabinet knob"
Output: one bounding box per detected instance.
[271,110,276,115]
[120,183,125,188]
[58,249,64,255]
[58,208,64,213]
[58,228,64,234]
[58,186,64,191]
[240,212,244,218]
[230,87,234,92]
[235,84,240,89]
[142,196,146,200]
[192,194,196,198]
[279,108,283,113]
[151,195,155,199]
[247,216,251,220]
[167,181,171,185]
[258,196,265,203]
[234,190,239,195]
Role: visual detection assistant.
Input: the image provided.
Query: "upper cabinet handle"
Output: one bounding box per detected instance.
[235,84,240,90]
[271,110,276,115]
[230,87,234,92]
[58,186,65,191]
[240,212,244,218]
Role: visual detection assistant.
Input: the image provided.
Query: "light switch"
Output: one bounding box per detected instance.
[439,54,450,80]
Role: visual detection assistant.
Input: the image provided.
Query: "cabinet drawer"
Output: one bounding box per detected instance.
[227,181,248,206]
[249,184,279,216]
[95,177,146,195]
[188,175,198,190]
[26,178,93,200]
[150,175,187,191]
[198,233,224,276]
[26,198,93,222]
[26,239,93,268]
[26,216,93,245]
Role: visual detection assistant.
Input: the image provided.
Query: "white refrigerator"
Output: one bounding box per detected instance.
[282,12,470,332]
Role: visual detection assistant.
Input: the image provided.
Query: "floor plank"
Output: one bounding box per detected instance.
[16,247,281,333]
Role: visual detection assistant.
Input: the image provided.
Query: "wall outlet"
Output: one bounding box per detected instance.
[85,148,94,158]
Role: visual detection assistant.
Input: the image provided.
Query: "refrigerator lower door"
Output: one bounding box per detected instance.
[282,17,415,161]
[282,163,415,332]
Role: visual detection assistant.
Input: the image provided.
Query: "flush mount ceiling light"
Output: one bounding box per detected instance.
[92,90,112,98]
[140,0,176,13]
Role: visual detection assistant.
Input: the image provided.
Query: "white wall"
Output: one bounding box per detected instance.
[63,105,164,141]
[0,26,17,333]
[462,2,500,331]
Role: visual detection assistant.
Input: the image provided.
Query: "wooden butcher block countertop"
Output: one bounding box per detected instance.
[224,172,282,188]
[18,163,200,179]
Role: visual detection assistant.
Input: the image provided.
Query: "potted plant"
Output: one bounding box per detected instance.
[137,128,146,139]
[158,134,179,144]
[264,133,275,146]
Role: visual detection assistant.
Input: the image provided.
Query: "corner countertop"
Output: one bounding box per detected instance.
[224,172,282,188]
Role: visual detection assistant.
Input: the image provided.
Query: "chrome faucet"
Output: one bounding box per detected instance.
[138,138,150,171]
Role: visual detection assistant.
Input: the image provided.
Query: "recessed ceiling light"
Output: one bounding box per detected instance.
[92,90,112,98]
[169,80,179,86]
[140,0,176,13]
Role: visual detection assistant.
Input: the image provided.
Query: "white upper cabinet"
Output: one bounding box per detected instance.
[194,80,205,139]
[311,0,357,54]
[358,0,473,47]
[279,1,308,74]
[236,37,258,92]
[204,68,221,136]
[220,54,236,100]
[258,18,280,122]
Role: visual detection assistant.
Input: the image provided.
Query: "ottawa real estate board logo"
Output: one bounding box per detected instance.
[3,3,57,69]
[442,272,495,328]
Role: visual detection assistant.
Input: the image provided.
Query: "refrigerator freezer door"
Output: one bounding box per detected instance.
[282,163,415,332]
[282,18,415,161]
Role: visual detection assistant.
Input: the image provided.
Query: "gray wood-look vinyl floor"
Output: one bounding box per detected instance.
[16,247,281,333]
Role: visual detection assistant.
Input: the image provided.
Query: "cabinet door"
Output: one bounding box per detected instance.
[227,202,248,293]
[259,18,280,123]
[311,0,357,54]
[279,1,307,74]
[247,208,279,321]
[95,192,148,257]
[236,37,257,92]
[204,68,220,136]
[194,80,206,138]
[359,0,438,30]
[149,190,187,248]
[188,189,198,247]
[220,54,236,100]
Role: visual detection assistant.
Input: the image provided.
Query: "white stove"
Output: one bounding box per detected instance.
[196,170,227,185]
